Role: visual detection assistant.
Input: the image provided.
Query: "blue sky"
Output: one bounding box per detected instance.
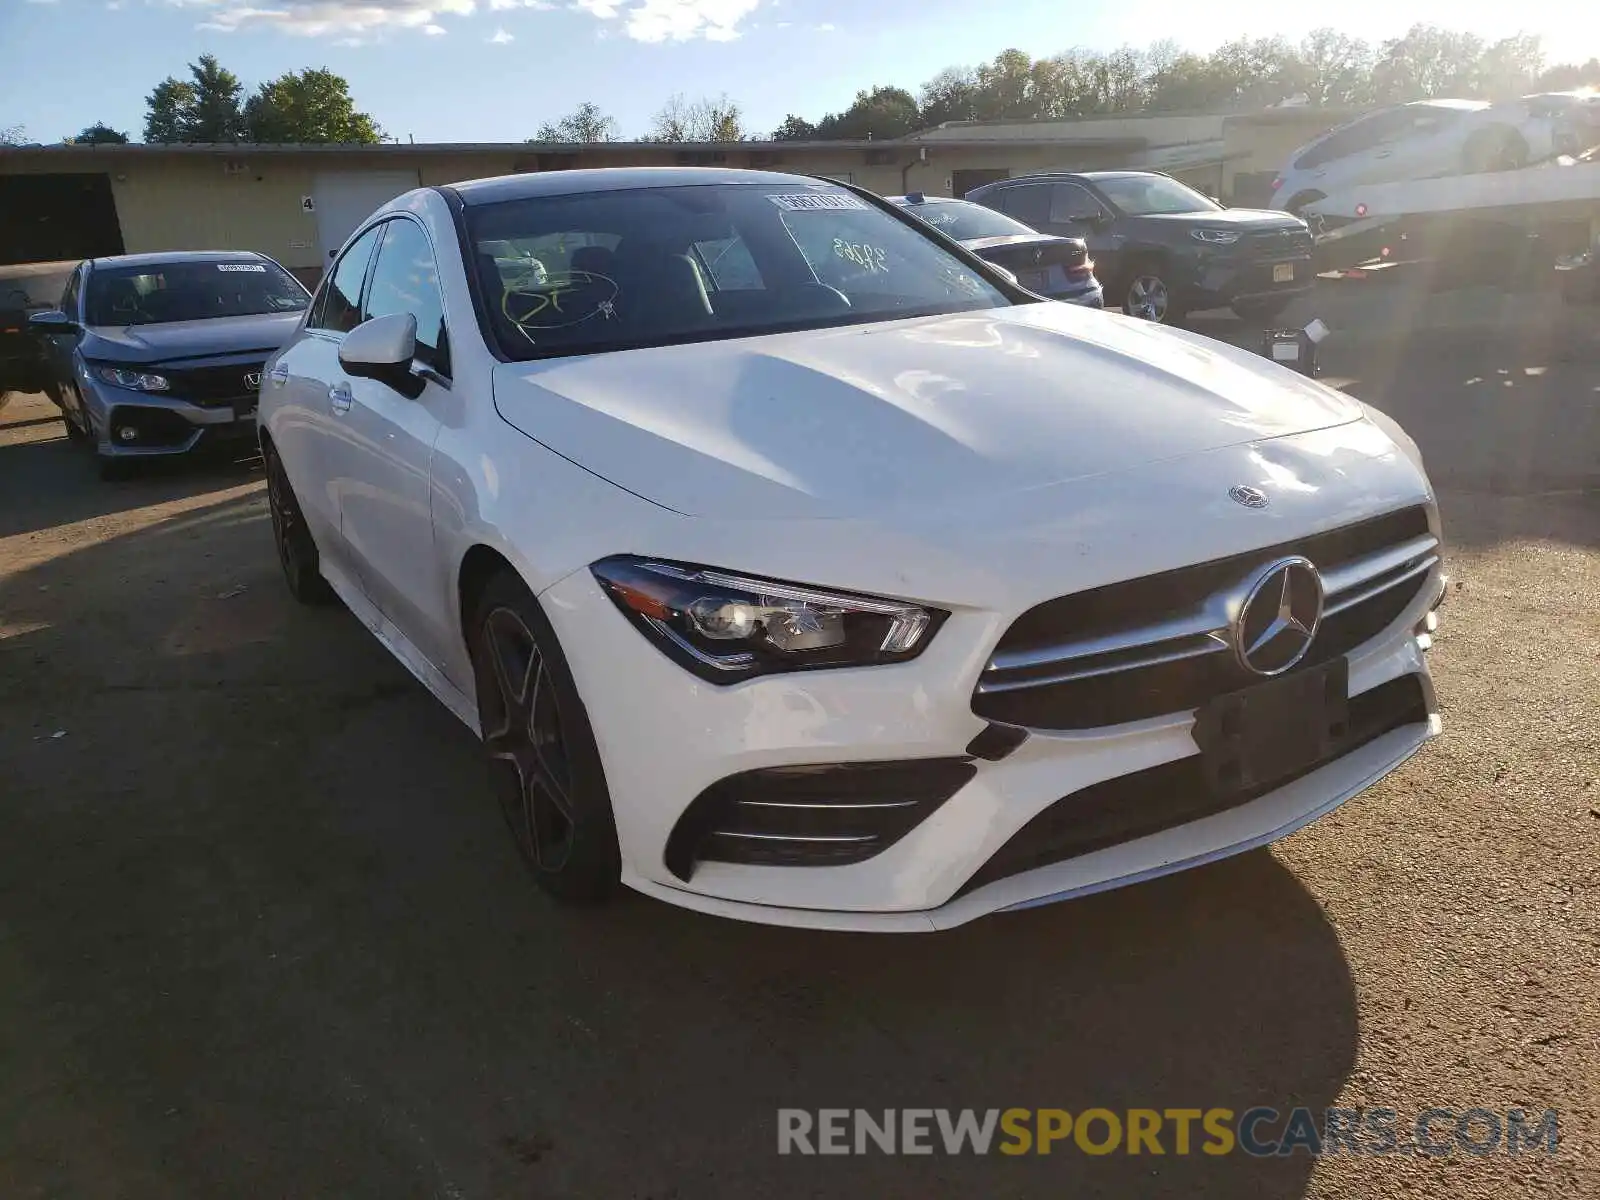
[1,0,1592,144]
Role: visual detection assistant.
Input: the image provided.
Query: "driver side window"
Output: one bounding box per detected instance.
[310,224,383,334]
[997,185,1050,229]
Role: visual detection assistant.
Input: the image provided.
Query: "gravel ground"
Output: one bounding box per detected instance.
[1,280,1596,1199]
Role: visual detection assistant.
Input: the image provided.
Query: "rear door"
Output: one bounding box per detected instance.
[329,216,454,669]
[267,222,383,576]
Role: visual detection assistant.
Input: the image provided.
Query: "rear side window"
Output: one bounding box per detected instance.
[997,185,1050,228]
[1048,184,1103,223]
[312,225,383,334]
[364,218,450,374]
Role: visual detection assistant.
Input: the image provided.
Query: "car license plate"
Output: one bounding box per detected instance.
[1190,658,1348,797]
[1017,270,1048,291]
[1273,262,1296,283]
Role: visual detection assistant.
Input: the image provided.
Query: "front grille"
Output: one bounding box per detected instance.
[664,758,976,880]
[957,672,1432,897]
[973,506,1435,730]
[1245,228,1313,256]
[159,361,267,408]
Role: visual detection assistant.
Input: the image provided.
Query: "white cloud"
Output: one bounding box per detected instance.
[487,24,513,40]
[814,20,833,30]
[620,0,759,42]
[572,0,618,16]
[173,1,478,37]
[490,0,551,8]
[423,21,447,32]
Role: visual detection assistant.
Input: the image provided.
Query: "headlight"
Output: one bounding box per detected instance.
[93,366,169,392]
[590,556,943,684]
[1190,229,1241,245]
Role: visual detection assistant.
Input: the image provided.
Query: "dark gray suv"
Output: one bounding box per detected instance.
[967,171,1313,325]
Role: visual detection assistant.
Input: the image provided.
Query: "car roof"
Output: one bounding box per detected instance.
[448,166,843,206]
[1406,98,1490,111]
[88,250,269,271]
[886,195,973,205]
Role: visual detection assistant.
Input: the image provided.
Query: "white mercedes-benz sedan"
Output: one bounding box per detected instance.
[259,168,1446,932]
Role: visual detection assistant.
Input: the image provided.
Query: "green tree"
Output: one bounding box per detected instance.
[533,101,619,143]
[144,55,244,142]
[918,67,980,126]
[66,122,130,145]
[1475,34,1546,100]
[1370,25,1484,102]
[0,124,27,147]
[1298,29,1376,106]
[245,68,383,143]
[815,85,921,139]
[770,113,817,141]
[1537,57,1600,90]
[143,77,196,142]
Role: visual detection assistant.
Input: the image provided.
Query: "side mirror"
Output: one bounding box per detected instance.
[338,312,423,398]
[28,309,78,333]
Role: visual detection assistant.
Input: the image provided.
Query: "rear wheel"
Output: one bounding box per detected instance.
[265,446,335,605]
[467,569,621,904]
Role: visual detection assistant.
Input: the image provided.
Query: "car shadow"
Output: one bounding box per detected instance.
[1,492,1359,1199]
[0,394,262,541]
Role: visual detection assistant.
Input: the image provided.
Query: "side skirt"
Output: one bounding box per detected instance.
[320,560,483,737]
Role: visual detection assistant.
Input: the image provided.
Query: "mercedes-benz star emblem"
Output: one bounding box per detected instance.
[1229,484,1268,509]
[1233,556,1324,676]
[244,372,262,390]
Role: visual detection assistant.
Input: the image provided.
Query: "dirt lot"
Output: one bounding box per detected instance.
[2,280,1597,1199]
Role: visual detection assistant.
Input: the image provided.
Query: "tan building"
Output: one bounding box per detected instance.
[0,107,1357,282]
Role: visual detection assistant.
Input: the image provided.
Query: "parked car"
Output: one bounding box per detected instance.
[0,259,78,408]
[260,167,1445,931]
[888,193,1102,307]
[966,171,1313,324]
[1271,93,1600,216]
[29,250,310,478]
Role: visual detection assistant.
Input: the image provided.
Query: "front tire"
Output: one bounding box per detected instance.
[467,570,621,904]
[265,446,335,605]
[1122,266,1184,325]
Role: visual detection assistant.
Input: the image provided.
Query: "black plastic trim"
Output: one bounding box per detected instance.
[665,758,977,880]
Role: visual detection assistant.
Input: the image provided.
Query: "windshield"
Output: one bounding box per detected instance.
[85,259,309,327]
[895,199,1036,241]
[1092,176,1221,216]
[467,182,1011,360]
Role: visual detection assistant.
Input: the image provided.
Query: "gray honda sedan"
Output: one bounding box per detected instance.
[30,250,310,479]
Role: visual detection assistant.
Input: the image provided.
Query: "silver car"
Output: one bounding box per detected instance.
[30,250,310,479]
[1270,93,1600,215]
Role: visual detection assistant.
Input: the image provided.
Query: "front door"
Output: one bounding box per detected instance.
[269,221,384,576]
[328,216,453,671]
[1043,182,1122,287]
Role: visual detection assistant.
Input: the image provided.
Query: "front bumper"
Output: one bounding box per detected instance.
[1188,254,1315,308]
[541,556,1443,932]
[81,378,259,457]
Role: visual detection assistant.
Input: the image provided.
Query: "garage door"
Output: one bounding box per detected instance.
[0,173,124,266]
[313,171,421,263]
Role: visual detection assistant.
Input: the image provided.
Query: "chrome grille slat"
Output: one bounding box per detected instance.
[978,634,1228,694]
[1324,554,1439,617]
[977,524,1439,709]
[735,799,921,811]
[708,830,877,843]
[1321,535,1439,600]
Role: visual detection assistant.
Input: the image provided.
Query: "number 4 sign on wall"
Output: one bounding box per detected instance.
[300,196,316,214]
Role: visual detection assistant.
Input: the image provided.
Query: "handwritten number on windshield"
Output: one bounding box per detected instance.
[832,239,889,274]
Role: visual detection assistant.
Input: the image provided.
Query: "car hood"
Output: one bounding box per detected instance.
[81,311,304,365]
[1134,208,1308,231]
[491,303,1362,521]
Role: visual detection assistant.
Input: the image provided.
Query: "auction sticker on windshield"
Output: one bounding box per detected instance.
[217,264,267,273]
[768,193,869,211]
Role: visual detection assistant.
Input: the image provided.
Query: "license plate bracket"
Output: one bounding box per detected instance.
[231,396,257,421]
[1191,658,1348,797]
[1273,262,1296,283]
[1017,269,1048,291]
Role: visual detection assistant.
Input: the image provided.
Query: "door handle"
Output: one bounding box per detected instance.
[268,362,289,386]
[329,383,353,414]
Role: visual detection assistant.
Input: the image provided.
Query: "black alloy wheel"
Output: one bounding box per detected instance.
[469,571,620,903]
[266,447,334,604]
